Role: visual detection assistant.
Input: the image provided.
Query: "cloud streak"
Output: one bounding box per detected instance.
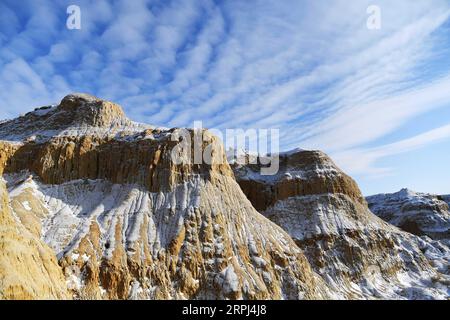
[333,122,450,176]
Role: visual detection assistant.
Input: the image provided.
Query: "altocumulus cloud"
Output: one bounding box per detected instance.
[1,0,450,186]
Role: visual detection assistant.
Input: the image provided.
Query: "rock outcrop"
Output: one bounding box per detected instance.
[0,93,150,143]
[232,150,450,299]
[367,189,450,240]
[233,150,364,211]
[0,94,330,300]
[0,179,69,300]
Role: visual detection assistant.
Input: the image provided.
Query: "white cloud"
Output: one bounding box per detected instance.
[300,74,450,152]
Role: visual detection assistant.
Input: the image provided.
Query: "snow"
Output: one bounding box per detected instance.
[22,201,32,211]
[262,191,450,300]
[66,274,83,291]
[32,105,57,116]
[71,253,80,260]
[215,265,240,296]
[233,151,339,184]
[128,280,143,300]
[0,99,162,143]
[4,174,206,262]
[8,175,39,198]
[99,286,107,296]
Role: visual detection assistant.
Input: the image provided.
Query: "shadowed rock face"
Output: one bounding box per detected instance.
[232,150,450,299]
[0,94,330,300]
[441,195,450,207]
[367,189,450,240]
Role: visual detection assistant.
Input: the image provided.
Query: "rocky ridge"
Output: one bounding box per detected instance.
[0,93,151,143]
[367,189,450,240]
[232,150,450,299]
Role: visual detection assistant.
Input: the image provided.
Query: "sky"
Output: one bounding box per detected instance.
[1,0,450,196]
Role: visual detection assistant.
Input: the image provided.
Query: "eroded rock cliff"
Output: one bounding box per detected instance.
[232,150,450,299]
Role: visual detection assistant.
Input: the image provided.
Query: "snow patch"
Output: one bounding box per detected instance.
[22,201,32,211]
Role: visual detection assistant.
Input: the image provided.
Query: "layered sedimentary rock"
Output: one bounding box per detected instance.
[2,93,448,300]
[233,150,364,212]
[0,178,69,299]
[232,150,450,299]
[367,189,450,240]
[0,94,329,300]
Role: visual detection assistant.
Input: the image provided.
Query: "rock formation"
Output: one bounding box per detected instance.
[232,150,450,299]
[1,93,448,300]
[0,94,330,300]
[367,189,450,240]
[0,178,69,299]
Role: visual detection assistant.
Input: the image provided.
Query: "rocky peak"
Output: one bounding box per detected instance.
[57,93,128,127]
[0,96,331,300]
[1,95,449,300]
[0,93,149,142]
[232,148,365,211]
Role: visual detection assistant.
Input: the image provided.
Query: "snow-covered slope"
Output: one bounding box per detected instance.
[367,189,450,240]
[3,171,330,300]
[232,150,450,299]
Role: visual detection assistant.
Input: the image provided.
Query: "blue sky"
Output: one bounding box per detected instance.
[1,0,450,195]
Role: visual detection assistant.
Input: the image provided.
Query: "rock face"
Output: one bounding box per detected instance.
[0,94,329,300]
[0,179,69,300]
[367,189,450,240]
[232,150,450,299]
[233,150,364,212]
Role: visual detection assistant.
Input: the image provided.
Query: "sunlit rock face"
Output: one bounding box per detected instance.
[232,150,450,299]
[0,179,69,300]
[0,94,330,300]
[233,150,365,212]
